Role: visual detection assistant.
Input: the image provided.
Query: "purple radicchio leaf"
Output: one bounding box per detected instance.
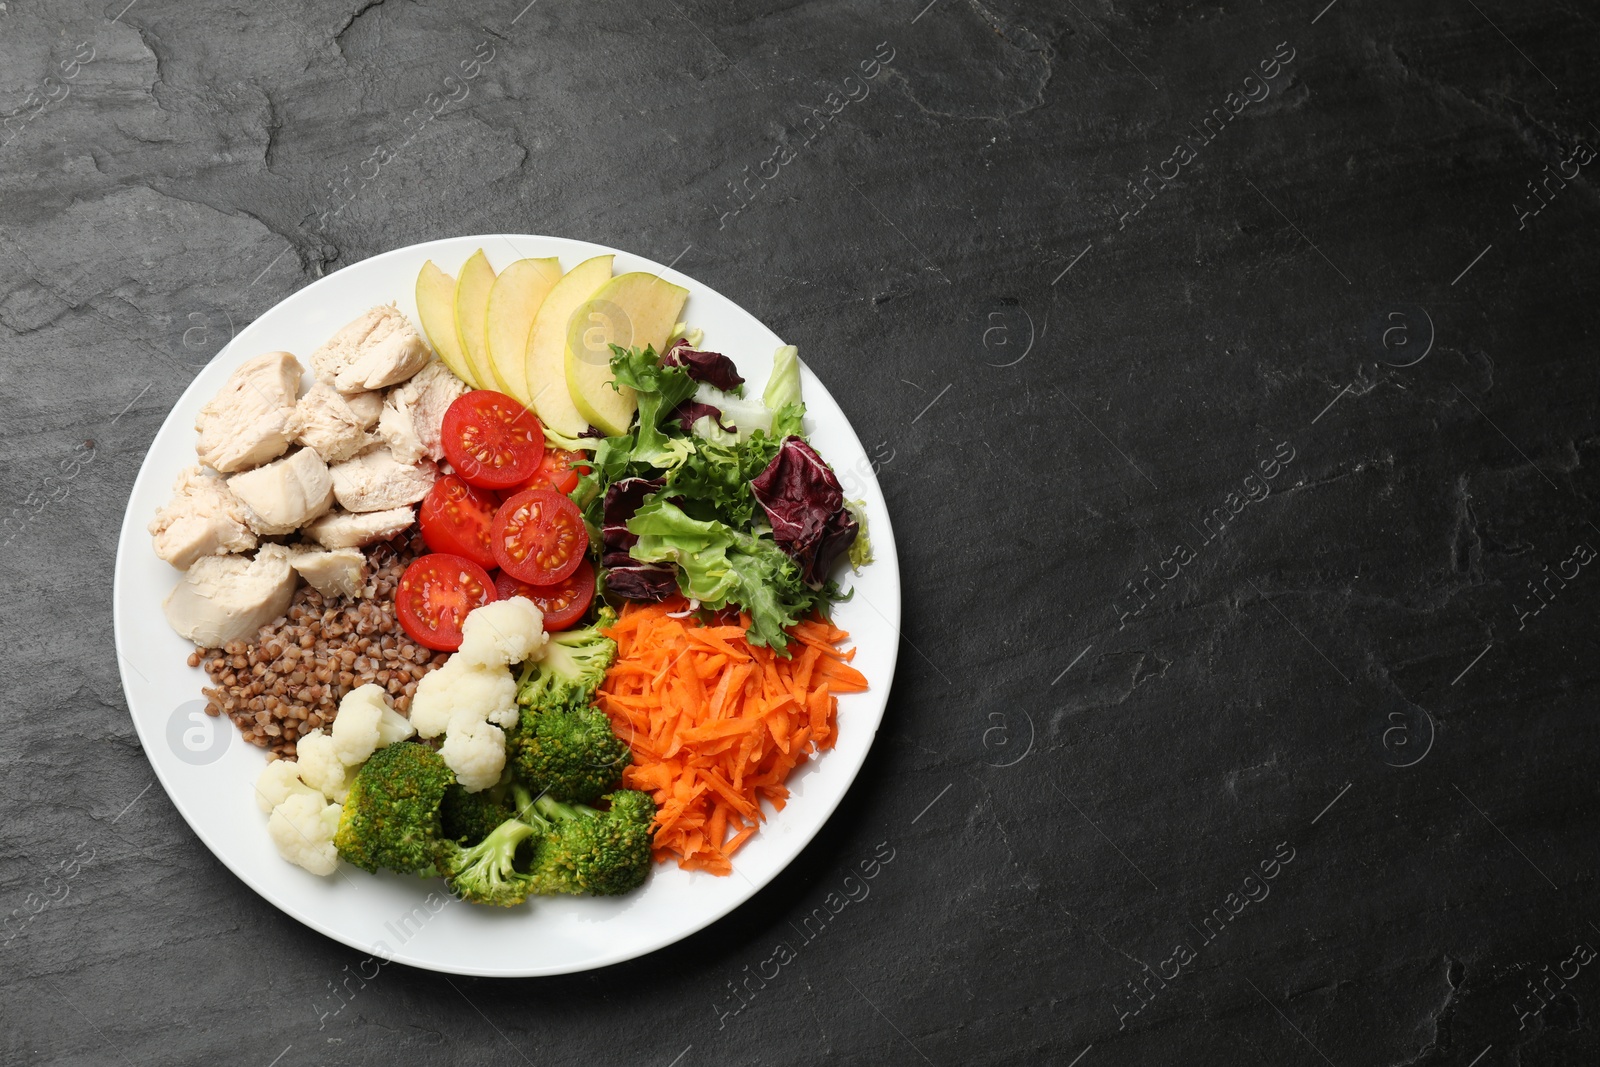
[668,399,735,434]
[661,339,745,392]
[749,436,859,585]
[604,564,680,602]
[602,476,663,555]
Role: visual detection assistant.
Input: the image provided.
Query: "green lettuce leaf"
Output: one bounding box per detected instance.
[626,496,819,651]
[845,499,873,570]
[764,345,806,439]
[661,432,782,530]
[608,344,698,469]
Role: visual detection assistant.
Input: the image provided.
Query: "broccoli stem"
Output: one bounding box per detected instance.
[534,795,600,824]
[511,783,541,823]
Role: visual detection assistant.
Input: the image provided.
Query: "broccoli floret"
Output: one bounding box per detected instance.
[334,742,454,876]
[515,610,618,711]
[440,782,514,846]
[525,791,656,897]
[508,703,631,802]
[435,817,541,907]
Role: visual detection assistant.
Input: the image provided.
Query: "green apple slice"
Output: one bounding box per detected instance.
[524,255,614,437]
[485,257,562,404]
[416,260,478,387]
[453,250,498,391]
[565,272,689,436]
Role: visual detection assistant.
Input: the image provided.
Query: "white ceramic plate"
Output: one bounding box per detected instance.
[112,235,901,977]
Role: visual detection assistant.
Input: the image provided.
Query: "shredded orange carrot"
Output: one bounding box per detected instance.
[596,600,862,875]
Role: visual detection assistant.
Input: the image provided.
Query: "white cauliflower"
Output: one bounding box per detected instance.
[331,683,416,766]
[408,657,518,738]
[455,596,547,670]
[254,758,321,814]
[267,792,342,876]
[404,602,531,791]
[295,728,353,802]
[438,713,507,792]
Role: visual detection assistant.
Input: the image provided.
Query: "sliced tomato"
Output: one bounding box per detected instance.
[491,488,588,585]
[441,391,546,490]
[395,553,497,652]
[494,560,595,631]
[513,448,593,496]
[418,474,501,570]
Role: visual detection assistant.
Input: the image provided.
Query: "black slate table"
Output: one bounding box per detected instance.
[4,1,1597,1064]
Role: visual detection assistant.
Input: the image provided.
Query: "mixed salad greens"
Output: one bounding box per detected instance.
[580,340,867,652]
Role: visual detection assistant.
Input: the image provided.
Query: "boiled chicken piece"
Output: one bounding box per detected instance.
[287,544,366,599]
[378,360,470,464]
[377,403,424,466]
[226,448,335,536]
[344,390,384,429]
[194,351,302,473]
[164,544,297,647]
[148,465,258,570]
[311,305,431,393]
[328,447,437,513]
[304,506,415,549]
[283,382,372,464]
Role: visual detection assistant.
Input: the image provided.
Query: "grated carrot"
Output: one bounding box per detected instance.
[596,599,862,875]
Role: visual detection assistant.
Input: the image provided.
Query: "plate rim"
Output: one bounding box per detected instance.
[111,233,902,976]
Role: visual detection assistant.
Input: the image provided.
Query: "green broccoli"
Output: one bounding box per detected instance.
[508,703,631,803]
[440,782,514,846]
[434,817,541,907]
[515,609,618,711]
[334,742,454,876]
[525,791,657,897]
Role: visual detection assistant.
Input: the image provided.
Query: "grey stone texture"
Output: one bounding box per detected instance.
[3,0,1599,1064]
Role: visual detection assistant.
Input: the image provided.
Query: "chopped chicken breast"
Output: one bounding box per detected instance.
[378,360,470,464]
[148,465,258,570]
[164,545,297,647]
[287,544,366,599]
[195,351,303,473]
[328,447,438,512]
[304,506,415,549]
[377,400,425,466]
[284,382,372,464]
[226,448,336,536]
[344,390,384,429]
[311,305,431,393]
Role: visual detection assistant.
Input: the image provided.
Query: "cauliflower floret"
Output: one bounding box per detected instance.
[331,683,417,766]
[438,712,507,793]
[267,792,342,876]
[254,758,322,814]
[295,728,353,802]
[455,597,547,670]
[408,658,517,739]
[485,701,520,730]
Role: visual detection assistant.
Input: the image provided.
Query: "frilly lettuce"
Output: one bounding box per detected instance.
[626,496,822,651]
[764,345,806,440]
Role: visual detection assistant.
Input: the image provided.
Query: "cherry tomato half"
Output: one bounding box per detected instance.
[418,474,501,571]
[395,553,498,652]
[441,391,546,490]
[513,448,592,496]
[491,488,588,585]
[493,559,596,631]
